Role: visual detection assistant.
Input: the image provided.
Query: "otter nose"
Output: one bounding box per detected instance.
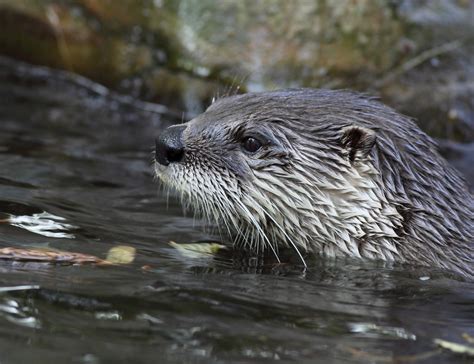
[155,125,186,166]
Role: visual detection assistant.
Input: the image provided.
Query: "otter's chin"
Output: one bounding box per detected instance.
[154,162,192,201]
[154,162,178,190]
[153,162,167,178]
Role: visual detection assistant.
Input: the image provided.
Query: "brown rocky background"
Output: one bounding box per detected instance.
[0,0,473,173]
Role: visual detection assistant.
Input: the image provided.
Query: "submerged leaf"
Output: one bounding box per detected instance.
[105,245,136,264]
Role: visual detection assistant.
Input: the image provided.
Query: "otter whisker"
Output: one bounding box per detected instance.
[214,200,237,244]
[233,199,281,263]
[262,209,307,268]
[166,186,170,210]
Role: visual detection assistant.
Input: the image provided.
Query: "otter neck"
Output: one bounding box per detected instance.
[248,155,404,261]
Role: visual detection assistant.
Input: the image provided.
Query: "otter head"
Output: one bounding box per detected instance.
[154,89,406,263]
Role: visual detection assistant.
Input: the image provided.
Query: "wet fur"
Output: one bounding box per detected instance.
[155,89,474,278]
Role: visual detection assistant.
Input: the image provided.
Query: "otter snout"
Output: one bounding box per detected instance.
[155,125,186,166]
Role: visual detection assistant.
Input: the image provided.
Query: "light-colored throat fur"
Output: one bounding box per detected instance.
[248,150,404,262]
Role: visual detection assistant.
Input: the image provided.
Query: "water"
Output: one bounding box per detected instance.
[0,59,473,364]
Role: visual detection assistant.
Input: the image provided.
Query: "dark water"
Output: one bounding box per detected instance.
[0,59,473,364]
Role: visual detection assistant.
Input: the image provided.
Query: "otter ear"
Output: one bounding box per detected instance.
[340,125,376,163]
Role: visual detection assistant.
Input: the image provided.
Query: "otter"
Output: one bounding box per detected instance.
[154,89,473,278]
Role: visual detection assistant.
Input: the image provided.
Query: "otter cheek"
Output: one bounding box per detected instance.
[220,153,254,180]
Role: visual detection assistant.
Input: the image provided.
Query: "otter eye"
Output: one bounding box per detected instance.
[241,137,262,153]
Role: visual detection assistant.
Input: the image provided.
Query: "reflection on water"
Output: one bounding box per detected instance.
[6,210,77,239]
[0,59,473,363]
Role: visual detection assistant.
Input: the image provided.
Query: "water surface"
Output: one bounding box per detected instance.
[0,59,473,363]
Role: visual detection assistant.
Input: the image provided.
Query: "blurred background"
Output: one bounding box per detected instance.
[0,0,473,181]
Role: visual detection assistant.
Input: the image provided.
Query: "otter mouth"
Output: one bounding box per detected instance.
[153,162,169,180]
[154,125,211,217]
[154,125,189,193]
[153,160,187,200]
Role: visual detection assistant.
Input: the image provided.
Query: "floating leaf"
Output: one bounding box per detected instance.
[105,245,136,264]
[434,338,474,356]
[169,241,226,258]
[0,247,107,265]
[462,333,474,345]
